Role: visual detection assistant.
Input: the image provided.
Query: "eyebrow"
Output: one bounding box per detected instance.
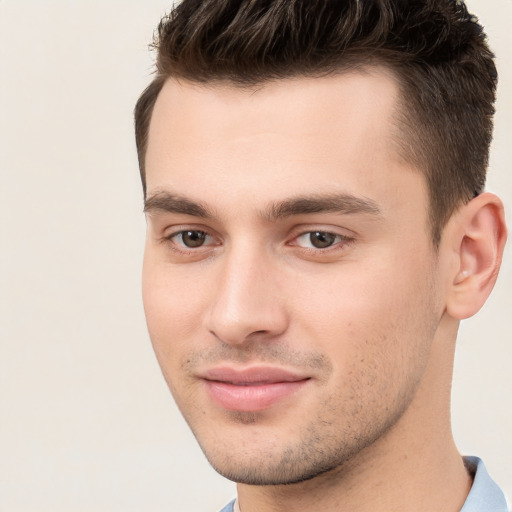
[263,193,381,221]
[144,192,214,218]
[143,191,381,220]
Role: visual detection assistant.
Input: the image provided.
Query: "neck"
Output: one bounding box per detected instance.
[236,316,472,512]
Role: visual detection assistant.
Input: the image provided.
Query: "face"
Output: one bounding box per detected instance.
[142,71,445,485]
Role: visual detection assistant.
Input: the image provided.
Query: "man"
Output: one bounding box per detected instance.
[135,1,508,510]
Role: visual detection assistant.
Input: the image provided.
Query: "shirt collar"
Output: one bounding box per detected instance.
[460,456,509,512]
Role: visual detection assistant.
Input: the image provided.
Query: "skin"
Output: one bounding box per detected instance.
[142,69,506,512]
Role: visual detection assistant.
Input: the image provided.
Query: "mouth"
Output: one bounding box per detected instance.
[199,366,311,412]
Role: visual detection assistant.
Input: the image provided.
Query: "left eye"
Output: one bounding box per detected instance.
[295,231,346,249]
[171,230,212,248]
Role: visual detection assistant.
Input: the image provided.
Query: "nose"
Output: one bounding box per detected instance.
[204,245,289,345]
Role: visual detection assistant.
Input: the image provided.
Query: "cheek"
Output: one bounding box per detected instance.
[291,251,437,377]
[142,263,209,409]
[142,254,205,364]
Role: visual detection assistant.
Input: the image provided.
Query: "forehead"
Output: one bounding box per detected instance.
[147,69,401,162]
[145,70,426,224]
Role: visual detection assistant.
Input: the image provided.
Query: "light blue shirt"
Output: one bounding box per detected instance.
[460,457,508,511]
[218,456,508,512]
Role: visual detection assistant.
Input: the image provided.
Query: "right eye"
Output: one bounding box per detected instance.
[169,230,214,248]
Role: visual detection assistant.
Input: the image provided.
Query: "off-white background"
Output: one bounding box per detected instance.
[0,1,510,511]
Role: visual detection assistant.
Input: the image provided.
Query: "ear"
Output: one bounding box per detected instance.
[444,192,507,320]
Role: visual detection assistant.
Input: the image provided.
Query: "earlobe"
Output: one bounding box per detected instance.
[445,193,507,320]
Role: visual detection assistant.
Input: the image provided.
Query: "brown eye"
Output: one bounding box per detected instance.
[308,231,337,248]
[294,230,350,250]
[179,230,208,247]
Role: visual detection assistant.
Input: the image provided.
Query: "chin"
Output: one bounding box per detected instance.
[196,429,369,486]
[207,457,341,486]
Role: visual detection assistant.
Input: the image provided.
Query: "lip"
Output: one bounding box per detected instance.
[200,366,311,412]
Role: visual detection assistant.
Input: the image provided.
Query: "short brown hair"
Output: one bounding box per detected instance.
[135,0,497,245]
